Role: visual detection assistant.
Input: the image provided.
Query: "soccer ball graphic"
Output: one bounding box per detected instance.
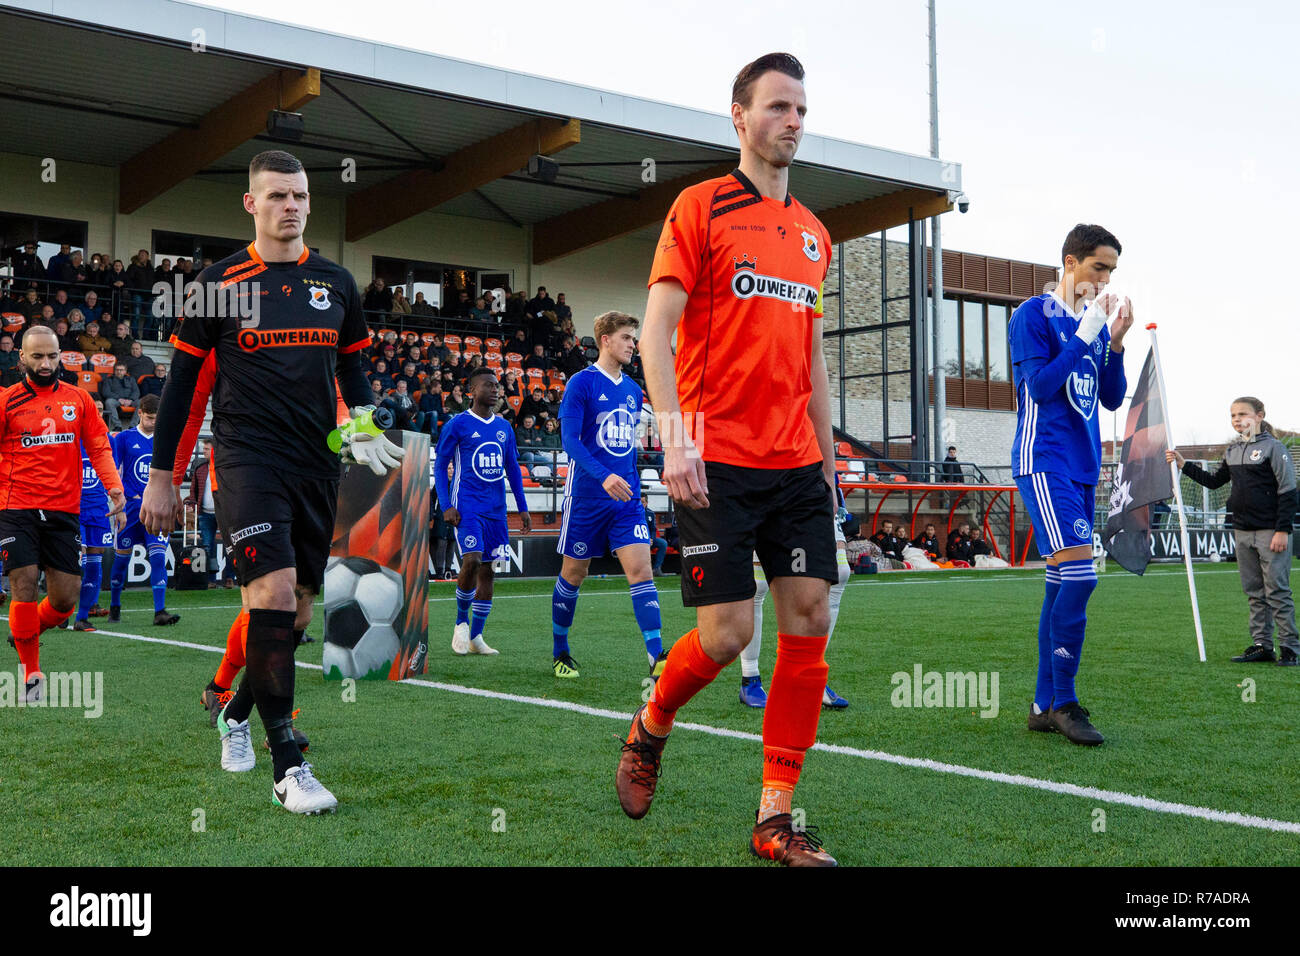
[322,556,404,679]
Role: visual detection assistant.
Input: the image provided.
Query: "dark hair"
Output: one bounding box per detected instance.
[468,367,496,386]
[139,394,161,415]
[1232,396,1273,435]
[732,52,805,109]
[1061,223,1121,265]
[248,149,304,183]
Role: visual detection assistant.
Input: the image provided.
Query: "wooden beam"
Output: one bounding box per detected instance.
[819,187,952,245]
[345,118,581,242]
[532,163,734,264]
[119,68,320,214]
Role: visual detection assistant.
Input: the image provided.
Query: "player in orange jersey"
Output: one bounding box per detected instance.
[615,53,839,866]
[0,326,125,701]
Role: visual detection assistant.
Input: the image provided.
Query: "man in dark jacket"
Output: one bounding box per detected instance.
[870,519,903,560]
[947,522,974,563]
[557,336,587,378]
[911,524,942,561]
[138,363,167,398]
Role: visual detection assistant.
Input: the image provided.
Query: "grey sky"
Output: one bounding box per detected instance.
[198,0,1300,443]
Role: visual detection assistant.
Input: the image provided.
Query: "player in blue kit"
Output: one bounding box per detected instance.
[72,443,122,630]
[434,366,531,655]
[107,393,180,626]
[549,311,665,680]
[1010,223,1131,745]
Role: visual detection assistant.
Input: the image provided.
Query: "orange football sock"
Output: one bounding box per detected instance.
[213,610,249,689]
[760,632,828,822]
[9,601,41,679]
[36,597,71,634]
[642,628,725,736]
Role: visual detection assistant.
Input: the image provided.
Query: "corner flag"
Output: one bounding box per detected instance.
[1102,347,1173,574]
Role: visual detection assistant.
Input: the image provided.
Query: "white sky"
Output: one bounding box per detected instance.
[197,0,1300,444]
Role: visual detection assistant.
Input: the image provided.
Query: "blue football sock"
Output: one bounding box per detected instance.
[148,546,169,613]
[552,576,579,657]
[1050,559,1097,707]
[109,551,130,608]
[629,580,663,662]
[470,600,492,641]
[1035,565,1061,712]
[78,554,102,621]
[455,588,474,626]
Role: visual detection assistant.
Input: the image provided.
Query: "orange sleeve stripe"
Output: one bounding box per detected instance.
[339,338,369,354]
[170,336,209,358]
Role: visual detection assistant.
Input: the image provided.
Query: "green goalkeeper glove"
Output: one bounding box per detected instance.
[331,406,405,476]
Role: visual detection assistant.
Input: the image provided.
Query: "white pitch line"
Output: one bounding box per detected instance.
[50,623,1300,838]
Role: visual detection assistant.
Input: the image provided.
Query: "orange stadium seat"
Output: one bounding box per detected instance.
[89,353,115,372]
[485,337,503,351]
[484,351,503,368]
[61,350,87,370]
[77,370,100,392]
[835,441,853,458]
[507,396,523,413]
[463,335,483,354]
[2,313,25,334]
[421,332,438,346]
[507,358,523,373]
[525,368,544,382]
[443,334,461,353]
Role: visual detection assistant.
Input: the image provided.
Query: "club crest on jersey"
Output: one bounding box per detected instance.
[626,395,636,411]
[1093,339,1103,356]
[496,430,507,443]
[1067,355,1099,421]
[801,230,821,262]
[308,287,331,310]
[1073,519,1090,540]
[61,405,76,421]
[1250,449,1262,462]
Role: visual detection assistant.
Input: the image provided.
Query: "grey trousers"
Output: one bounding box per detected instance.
[1235,529,1298,652]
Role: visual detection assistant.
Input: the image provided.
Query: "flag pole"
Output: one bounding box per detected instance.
[1146,323,1206,661]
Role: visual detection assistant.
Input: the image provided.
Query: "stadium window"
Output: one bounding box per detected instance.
[0,211,88,272]
[940,296,960,376]
[962,299,986,378]
[987,303,1010,383]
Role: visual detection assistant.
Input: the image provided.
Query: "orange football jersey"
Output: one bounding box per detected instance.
[648,169,831,468]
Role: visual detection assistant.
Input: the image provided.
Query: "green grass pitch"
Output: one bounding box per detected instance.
[2,561,1299,866]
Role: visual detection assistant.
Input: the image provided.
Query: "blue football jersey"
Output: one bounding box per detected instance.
[111,426,154,500]
[559,365,644,498]
[1010,292,1123,484]
[79,445,108,519]
[433,410,528,519]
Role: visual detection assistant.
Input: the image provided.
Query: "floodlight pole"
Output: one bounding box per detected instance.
[928,0,947,477]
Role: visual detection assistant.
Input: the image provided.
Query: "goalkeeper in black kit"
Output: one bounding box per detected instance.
[141,150,402,814]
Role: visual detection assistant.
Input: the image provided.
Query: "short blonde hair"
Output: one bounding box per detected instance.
[592,310,639,345]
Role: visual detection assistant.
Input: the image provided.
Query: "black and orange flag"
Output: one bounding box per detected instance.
[1103,347,1174,574]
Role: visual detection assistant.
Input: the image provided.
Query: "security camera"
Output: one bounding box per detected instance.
[955,193,970,214]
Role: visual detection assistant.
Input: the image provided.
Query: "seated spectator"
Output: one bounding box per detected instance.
[65,307,86,334]
[444,383,470,414]
[427,333,450,364]
[369,359,394,392]
[523,343,552,373]
[969,528,992,558]
[38,304,57,328]
[0,335,21,386]
[377,343,398,369]
[470,296,492,326]
[52,318,78,354]
[946,521,974,563]
[557,336,587,378]
[504,329,529,359]
[465,354,485,377]
[502,368,522,398]
[394,361,422,393]
[139,363,167,398]
[539,416,562,451]
[99,363,140,429]
[18,288,42,322]
[50,289,73,320]
[124,340,154,381]
[870,519,904,560]
[910,523,943,562]
[544,388,561,420]
[411,291,437,318]
[369,378,385,403]
[363,277,393,315]
[391,286,411,317]
[78,320,112,354]
[79,290,103,329]
[109,321,136,365]
[520,386,547,422]
[515,413,544,463]
[417,384,442,432]
[389,379,416,421]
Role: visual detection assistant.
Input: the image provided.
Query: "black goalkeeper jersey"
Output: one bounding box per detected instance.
[169,242,369,478]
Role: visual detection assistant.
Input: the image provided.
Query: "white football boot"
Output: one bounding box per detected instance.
[218,708,256,772]
[451,621,471,655]
[272,763,338,814]
[468,635,499,655]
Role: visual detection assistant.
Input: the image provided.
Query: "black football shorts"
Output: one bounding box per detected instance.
[675,461,837,608]
[0,508,83,576]
[214,463,338,593]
